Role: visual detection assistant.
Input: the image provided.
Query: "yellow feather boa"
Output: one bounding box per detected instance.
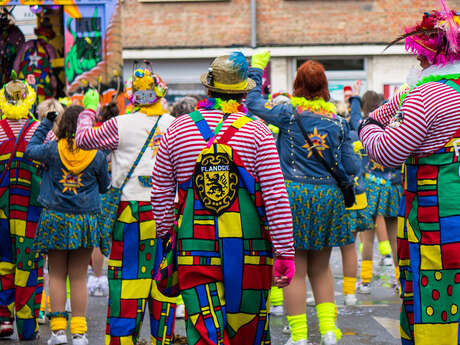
[291,97,337,116]
[0,84,36,120]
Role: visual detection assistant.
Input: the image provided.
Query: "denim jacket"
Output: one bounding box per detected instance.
[348,96,402,186]
[25,118,110,213]
[247,68,359,185]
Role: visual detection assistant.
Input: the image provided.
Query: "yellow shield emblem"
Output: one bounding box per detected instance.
[194,150,238,216]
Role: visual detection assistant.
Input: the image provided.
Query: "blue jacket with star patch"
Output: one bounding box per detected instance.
[247,67,359,185]
[25,118,110,213]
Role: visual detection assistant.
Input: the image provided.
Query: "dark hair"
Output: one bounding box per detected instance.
[209,91,246,103]
[100,102,119,122]
[293,60,330,101]
[56,105,84,150]
[362,91,384,118]
[171,96,197,117]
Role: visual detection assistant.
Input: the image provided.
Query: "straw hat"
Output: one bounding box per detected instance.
[201,52,255,94]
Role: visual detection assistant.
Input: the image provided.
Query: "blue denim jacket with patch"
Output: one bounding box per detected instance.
[247,68,359,185]
[25,118,110,213]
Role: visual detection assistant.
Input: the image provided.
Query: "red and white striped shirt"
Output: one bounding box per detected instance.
[75,110,119,150]
[0,119,39,144]
[360,81,460,167]
[151,109,295,258]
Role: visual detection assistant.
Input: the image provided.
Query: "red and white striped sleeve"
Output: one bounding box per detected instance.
[370,90,403,125]
[75,109,119,150]
[360,87,428,167]
[151,126,176,238]
[254,125,295,258]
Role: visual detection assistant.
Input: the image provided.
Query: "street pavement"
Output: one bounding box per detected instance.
[1,244,402,345]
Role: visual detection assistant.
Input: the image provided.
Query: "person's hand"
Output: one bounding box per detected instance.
[251,50,270,70]
[83,89,99,112]
[274,256,295,288]
[353,80,362,96]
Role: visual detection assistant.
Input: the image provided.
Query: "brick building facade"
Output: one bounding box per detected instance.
[121,0,460,100]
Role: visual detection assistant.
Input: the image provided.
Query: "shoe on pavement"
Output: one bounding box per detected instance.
[357,282,371,294]
[282,325,291,334]
[321,331,337,345]
[380,254,393,267]
[285,337,308,345]
[0,321,13,338]
[175,304,185,319]
[38,310,47,324]
[72,333,88,345]
[48,330,67,345]
[344,294,357,306]
[271,305,284,316]
[87,275,97,296]
[98,275,109,296]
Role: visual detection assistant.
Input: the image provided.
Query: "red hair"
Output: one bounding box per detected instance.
[293,60,330,101]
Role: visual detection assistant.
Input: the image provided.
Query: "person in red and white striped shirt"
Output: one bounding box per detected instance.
[151,52,294,345]
[359,8,460,345]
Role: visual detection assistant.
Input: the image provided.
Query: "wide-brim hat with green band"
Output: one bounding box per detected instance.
[201,52,256,94]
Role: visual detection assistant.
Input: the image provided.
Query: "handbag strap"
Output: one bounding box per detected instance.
[0,120,33,184]
[294,111,345,186]
[120,117,160,190]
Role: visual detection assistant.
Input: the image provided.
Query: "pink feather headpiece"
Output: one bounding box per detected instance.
[401,0,460,65]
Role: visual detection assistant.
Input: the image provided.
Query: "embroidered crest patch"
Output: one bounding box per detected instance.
[194,151,238,216]
[389,111,404,128]
[302,127,330,158]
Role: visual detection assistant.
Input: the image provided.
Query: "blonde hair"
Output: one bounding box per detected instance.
[36,99,64,134]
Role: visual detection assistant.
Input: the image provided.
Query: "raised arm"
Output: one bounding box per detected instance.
[75,109,119,151]
[25,119,53,162]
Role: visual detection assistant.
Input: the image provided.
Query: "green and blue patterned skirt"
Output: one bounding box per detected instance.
[363,179,403,221]
[34,209,111,256]
[286,180,354,250]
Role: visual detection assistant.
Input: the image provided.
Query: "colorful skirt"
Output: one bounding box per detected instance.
[286,180,354,250]
[348,208,374,232]
[34,209,111,256]
[364,180,403,220]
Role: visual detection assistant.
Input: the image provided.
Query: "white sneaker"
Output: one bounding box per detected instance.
[282,325,291,334]
[48,330,67,345]
[72,334,88,345]
[270,305,284,316]
[357,282,371,294]
[344,294,357,306]
[380,254,393,266]
[321,331,337,345]
[98,276,109,296]
[285,338,308,345]
[175,304,185,319]
[87,275,98,296]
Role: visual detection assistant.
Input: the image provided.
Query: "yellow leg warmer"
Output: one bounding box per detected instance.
[378,240,392,256]
[286,314,307,342]
[270,286,284,307]
[360,260,373,283]
[394,266,400,281]
[66,276,71,300]
[40,291,47,312]
[50,317,67,332]
[343,276,357,295]
[316,302,342,340]
[70,317,87,335]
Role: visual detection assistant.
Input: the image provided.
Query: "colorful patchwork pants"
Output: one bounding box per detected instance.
[0,208,44,340]
[106,201,176,345]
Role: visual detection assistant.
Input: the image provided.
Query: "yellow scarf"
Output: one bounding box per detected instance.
[138,101,166,116]
[57,139,97,175]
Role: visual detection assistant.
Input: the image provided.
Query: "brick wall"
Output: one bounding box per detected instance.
[122,0,460,48]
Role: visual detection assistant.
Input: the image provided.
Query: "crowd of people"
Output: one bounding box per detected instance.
[1,4,460,345]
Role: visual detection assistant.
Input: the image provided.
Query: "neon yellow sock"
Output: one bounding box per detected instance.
[176,294,184,305]
[394,266,400,281]
[378,240,392,256]
[316,302,342,340]
[286,314,307,342]
[40,291,47,312]
[343,276,357,295]
[47,296,51,312]
[66,276,71,300]
[70,316,87,335]
[270,286,284,306]
[360,260,373,283]
[359,242,363,253]
[50,317,67,332]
